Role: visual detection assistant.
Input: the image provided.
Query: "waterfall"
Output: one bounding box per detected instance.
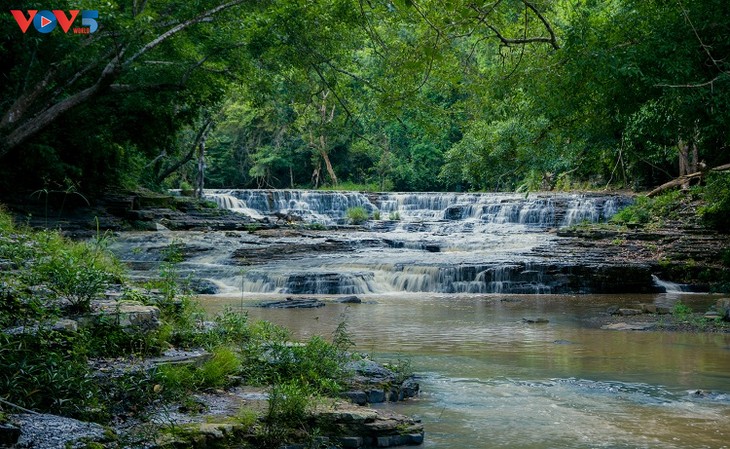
[205,189,632,229]
[113,190,638,296]
[651,275,688,293]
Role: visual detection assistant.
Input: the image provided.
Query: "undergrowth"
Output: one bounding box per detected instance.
[0,206,358,439]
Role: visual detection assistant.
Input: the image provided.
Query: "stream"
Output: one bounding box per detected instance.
[109,189,730,448]
[201,293,730,449]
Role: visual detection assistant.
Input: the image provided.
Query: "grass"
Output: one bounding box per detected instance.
[345,206,369,224]
[317,181,382,192]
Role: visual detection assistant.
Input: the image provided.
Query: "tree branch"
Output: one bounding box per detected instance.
[470,1,559,50]
[156,117,214,183]
[123,0,247,67]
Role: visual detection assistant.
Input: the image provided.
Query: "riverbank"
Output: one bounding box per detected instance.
[0,207,424,448]
[585,298,730,333]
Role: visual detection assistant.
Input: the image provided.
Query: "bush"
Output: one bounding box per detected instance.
[240,324,352,395]
[346,206,369,224]
[699,172,730,232]
[611,190,683,226]
[266,380,312,425]
[155,346,241,398]
[39,251,112,313]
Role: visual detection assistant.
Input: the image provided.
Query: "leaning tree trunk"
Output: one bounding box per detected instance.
[319,135,338,185]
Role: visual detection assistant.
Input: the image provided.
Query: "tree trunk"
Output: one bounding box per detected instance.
[156,118,213,183]
[195,129,207,198]
[678,138,690,189]
[319,135,338,185]
[647,163,730,197]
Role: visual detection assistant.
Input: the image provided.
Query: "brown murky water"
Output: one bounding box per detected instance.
[202,293,730,448]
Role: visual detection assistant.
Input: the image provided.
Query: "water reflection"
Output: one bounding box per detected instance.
[201,293,730,448]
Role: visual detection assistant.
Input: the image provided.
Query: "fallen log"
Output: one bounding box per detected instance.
[647,163,730,197]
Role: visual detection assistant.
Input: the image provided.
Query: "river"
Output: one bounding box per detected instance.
[201,292,730,449]
[110,189,729,448]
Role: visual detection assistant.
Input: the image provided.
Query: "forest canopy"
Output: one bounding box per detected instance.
[1,0,728,194]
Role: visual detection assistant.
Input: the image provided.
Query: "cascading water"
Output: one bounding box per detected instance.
[205,189,627,228]
[113,190,637,295]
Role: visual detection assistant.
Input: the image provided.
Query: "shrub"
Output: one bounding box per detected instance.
[672,301,693,320]
[346,206,369,224]
[611,191,683,226]
[39,253,112,313]
[240,326,352,395]
[266,380,312,428]
[155,346,241,399]
[388,211,401,221]
[699,172,730,231]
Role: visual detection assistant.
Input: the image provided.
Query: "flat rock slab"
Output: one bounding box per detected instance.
[10,413,110,449]
[602,322,656,331]
[258,298,325,309]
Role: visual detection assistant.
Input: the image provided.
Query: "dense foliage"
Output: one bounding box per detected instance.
[1,0,728,194]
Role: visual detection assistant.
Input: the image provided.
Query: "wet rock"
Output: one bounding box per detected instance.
[367,389,386,403]
[424,244,441,253]
[443,205,464,220]
[10,413,112,449]
[717,298,730,320]
[383,239,404,248]
[618,308,642,316]
[189,278,220,295]
[639,303,671,314]
[337,295,362,304]
[656,306,671,315]
[640,303,657,314]
[344,359,419,405]
[316,406,424,448]
[522,317,549,324]
[259,297,325,309]
[342,391,368,405]
[601,322,655,331]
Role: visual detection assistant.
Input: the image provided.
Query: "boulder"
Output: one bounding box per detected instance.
[717,298,730,320]
[337,295,362,304]
[89,300,161,332]
[189,278,220,295]
[640,303,657,314]
[315,406,424,448]
[51,318,78,332]
[618,308,642,316]
[522,317,549,324]
[344,359,419,404]
[443,205,464,220]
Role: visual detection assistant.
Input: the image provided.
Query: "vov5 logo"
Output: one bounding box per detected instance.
[10,9,99,34]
